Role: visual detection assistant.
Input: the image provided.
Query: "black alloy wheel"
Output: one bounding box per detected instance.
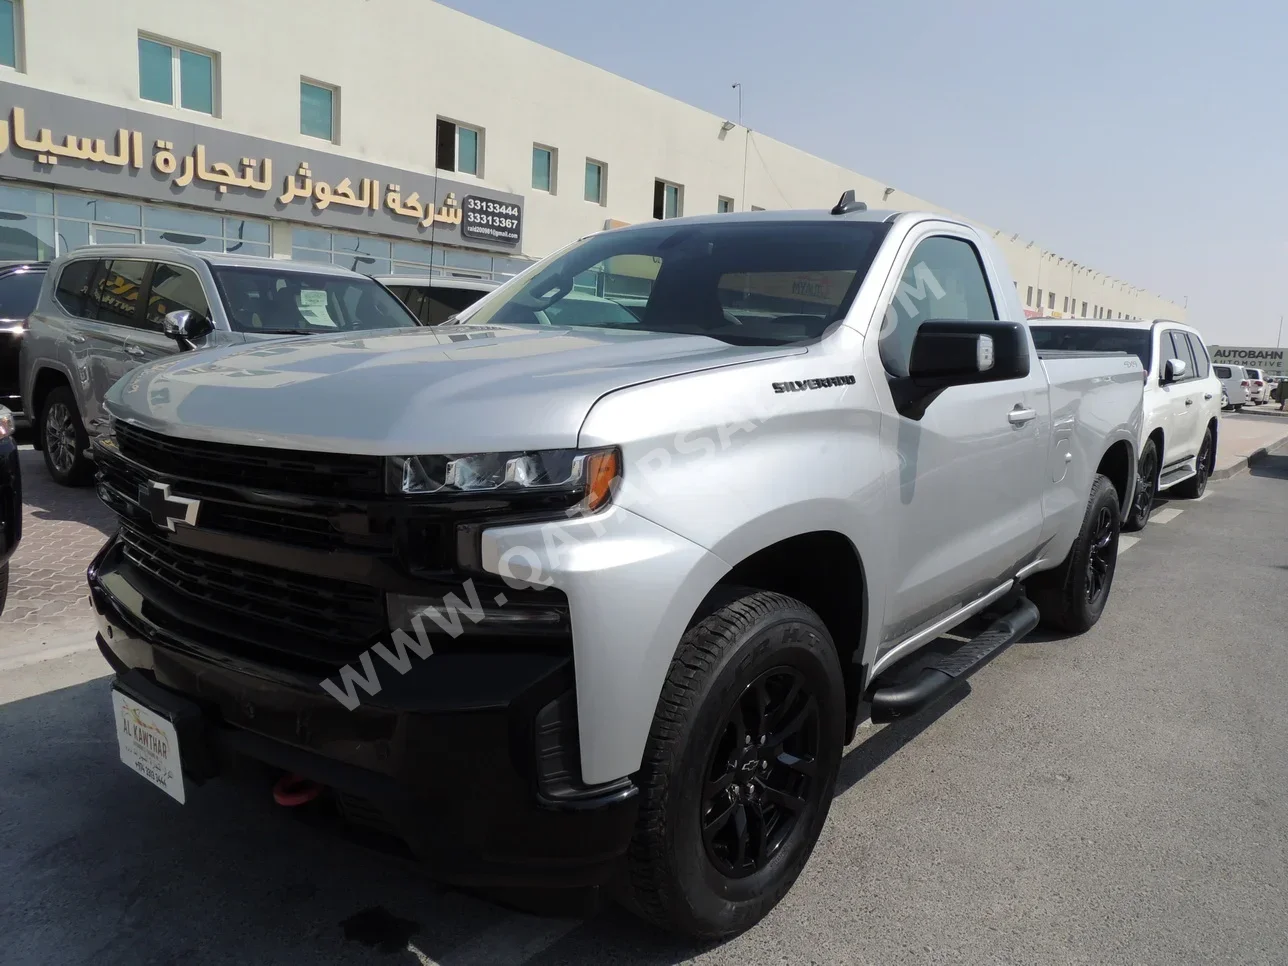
[1085,505,1116,605]
[1176,428,1212,499]
[1126,443,1157,532]
[700,666,819,878]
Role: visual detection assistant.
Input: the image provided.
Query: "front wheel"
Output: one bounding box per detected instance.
[624,591,845,939]
[1173,426,1213,499]
[39,386,93,486]
[1124,440,1157,532]
[1028,474,1121,633]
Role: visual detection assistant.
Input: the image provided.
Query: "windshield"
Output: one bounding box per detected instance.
[0,269,44,321]
[211,267,420,334]
[461,220,891,345]
[1030,325,1153,369]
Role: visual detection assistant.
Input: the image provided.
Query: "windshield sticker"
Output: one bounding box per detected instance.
[296,289,337,327]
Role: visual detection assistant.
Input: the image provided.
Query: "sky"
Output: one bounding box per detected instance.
[439,0,1287,346]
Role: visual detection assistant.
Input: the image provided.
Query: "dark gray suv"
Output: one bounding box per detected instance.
[20,245,420,485]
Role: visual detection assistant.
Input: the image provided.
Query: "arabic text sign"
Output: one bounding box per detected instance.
[1210,346,1287,378]
[0,80,523,252]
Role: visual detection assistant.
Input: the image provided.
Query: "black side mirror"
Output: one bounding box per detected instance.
[891,320,1030,420]
[162,309,213,351]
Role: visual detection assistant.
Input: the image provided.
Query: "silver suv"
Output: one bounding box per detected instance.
[20,245,420,485]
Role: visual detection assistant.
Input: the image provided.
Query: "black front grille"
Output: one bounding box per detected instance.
[119,525,384,654]
[114,421,385,498]
[97,443,395,554]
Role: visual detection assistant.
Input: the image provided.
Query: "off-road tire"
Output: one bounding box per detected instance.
[624,591,845,940]
[1124,440,1157,532]
[1173,426,1213,499]
[1028,474,1121,633]
[39,386,93,486]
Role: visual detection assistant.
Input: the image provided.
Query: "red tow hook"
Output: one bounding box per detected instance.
[272,772,324,806]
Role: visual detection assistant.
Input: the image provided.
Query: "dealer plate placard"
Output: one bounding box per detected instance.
[111,688,185,804]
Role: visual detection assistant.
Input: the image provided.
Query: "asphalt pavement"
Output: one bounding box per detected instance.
[2,423,1288,964]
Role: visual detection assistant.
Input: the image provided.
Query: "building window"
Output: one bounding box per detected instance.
[1062,296,1069,313]
[1081,301,1087,317]
[1036,289,1043,312]
[532,145,555,193]
[138,35,216,115]
[1026,285,1033,306]
[717,196,734,214]
[0,1,20,70]
[584,160,606,205]
[436,119,481,176]
[300,80,337,142]
[1048,291,1056,311]
[653,179,682,220]
[0,184,269,259]
[750,205,766,212]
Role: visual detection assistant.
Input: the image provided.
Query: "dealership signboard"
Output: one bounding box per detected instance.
[0,80,523,253]
[1209,346,1287,378]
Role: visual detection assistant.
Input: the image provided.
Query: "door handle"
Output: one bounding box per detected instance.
[1204,393,1213,400]
[126,345,145,357]
[1008,407,1038,426]
[1185,398,1194,406]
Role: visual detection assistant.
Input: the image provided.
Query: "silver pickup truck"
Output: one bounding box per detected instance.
[88,199,1142,939]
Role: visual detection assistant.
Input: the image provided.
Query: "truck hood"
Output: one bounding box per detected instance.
[105,323,803,454]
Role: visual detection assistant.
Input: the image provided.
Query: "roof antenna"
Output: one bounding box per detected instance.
[831,189,867,215]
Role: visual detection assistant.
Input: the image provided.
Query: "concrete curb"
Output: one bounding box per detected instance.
[1229,406,1288,420]
[1212,436,1288,481]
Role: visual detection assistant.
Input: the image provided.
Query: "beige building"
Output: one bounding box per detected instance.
[0,0,1181,321]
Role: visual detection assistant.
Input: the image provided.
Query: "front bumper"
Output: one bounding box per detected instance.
[0,437,20,567]
[89,534,638,888]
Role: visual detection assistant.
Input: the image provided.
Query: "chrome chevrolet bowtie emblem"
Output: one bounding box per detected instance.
[139,481,200,532]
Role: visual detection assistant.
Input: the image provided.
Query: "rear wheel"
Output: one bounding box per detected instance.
[1028,474,1120,633]
[625,591,844,939]
[39,386,93,487]
[1124,440,1157,532]
[1174,426,1212,499]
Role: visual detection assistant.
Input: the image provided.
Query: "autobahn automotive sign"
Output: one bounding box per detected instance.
[1210,346,1287,378]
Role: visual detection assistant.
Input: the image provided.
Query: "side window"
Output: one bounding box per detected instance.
[1213,365,1230,379]
[0,271,46,321]
[54,259,101,318]
[1185,333,1210,379]
[92,259,149,328]
[145,263,212,331]
[879,236,998,377]
[1164,330,1195,381]
[396,286,433,325]
[427,287,485,325]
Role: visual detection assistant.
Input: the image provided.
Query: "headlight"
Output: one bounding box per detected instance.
[0,406,13,440]
[387,446,620,511]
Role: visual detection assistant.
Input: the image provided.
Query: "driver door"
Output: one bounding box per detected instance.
[873,229,1048,645]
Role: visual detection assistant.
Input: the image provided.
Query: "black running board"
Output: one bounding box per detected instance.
[869,597,1040,723]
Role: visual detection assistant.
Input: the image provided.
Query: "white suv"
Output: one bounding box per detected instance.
[1213,364,1251,410]
[1031,319,1222,530]
[1243,366,1272,404]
